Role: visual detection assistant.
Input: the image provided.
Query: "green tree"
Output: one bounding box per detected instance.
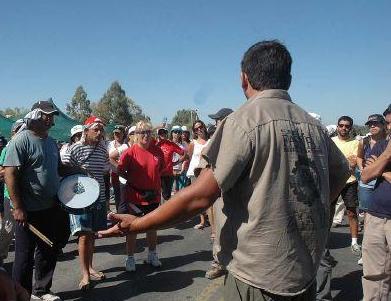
[171,109,199,129]
[0,107,29,119]
[93,81,149,125]
[66,86,92,123]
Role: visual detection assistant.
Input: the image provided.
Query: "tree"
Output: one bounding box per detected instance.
[93,81,149,125]
[66,86,92,123]
[171,109,199,129]
[0,107,29,119]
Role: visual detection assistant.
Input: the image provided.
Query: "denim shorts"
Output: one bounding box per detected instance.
[69,201,107,236]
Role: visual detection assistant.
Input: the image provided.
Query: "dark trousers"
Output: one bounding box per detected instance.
[12,206,70,296]
[316,249,333,300]
[161,176,174,201]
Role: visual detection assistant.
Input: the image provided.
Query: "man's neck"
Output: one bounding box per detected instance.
[337,134,350,141]
[30,128,48,138]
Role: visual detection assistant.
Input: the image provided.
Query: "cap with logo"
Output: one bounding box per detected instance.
[31,100,59,115]
[365,114,385,126]
[208,108,233,120]
[113,125,126,133]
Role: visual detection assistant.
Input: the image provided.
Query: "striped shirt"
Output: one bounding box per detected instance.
[62,140,109,203]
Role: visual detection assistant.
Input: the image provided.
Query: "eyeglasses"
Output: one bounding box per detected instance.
[338,124,351,129]
[135,130,152,136]
[194,126,205,132]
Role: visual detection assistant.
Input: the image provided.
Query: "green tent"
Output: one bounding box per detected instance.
[0,114,13,139]
[49,101,80,142]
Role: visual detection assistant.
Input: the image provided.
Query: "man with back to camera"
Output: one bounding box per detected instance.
[100,40,350,300]
[331,116,361,256]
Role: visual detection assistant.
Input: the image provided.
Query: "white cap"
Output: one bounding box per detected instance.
[70,125,84,137]
[128,126,136,135]
[181,126,189,132]
[171,125,182,132]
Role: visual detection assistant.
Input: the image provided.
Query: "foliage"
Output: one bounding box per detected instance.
[0,107,29,119]
[351,125,368,137]
[66,86,92,123]
[92,81,149,125]
[171,109,199,129]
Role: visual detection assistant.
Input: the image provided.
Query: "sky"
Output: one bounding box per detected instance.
[0,0,390,126]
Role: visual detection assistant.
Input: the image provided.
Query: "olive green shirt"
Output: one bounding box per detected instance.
[199,89,348,295]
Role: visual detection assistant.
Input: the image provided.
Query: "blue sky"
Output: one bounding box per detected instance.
[0,1,390,126]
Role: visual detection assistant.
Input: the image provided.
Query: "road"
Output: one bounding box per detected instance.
[4,216,363,301]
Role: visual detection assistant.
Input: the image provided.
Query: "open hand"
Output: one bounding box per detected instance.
[97,212,138,238]
[364,155,378,168]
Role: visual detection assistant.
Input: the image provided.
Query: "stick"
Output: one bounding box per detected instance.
[27,223,54,248]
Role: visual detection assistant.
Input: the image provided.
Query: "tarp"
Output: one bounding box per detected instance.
[0,114,13,139]
[49,101,79,142]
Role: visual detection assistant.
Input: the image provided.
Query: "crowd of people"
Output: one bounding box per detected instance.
[0,40,390,301]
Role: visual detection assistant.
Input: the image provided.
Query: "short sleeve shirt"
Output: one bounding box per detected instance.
[3,130,60,211]
[199,89,348,295]
[331,136,359,183]
[118,144,165,205]
[0,147,10,199]
[156,139,185,176]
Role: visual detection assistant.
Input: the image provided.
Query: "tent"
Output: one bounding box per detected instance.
[49,101,79,142]
[0,114,13,139]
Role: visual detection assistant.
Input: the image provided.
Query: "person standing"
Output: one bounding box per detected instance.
[100,40,349,300]
[205,108,233,280]
[332,116,361,256]
[360,136,391,300]
[115,121,165,272]
[3,101,71,300]
[62,116,110,291]
[186,120,209,229]
[156,127,186,201]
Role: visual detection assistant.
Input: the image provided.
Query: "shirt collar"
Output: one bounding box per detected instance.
[249,89,292,102]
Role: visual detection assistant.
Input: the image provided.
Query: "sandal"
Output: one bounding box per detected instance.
[79,279,90,291]
[89,271,105,280]
[193,223,205,230]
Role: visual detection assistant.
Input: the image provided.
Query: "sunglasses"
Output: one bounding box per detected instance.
[172,130,181,134]
[194,126,205,132]
[367,122,382,127]
[338,124,351,129]
[135,130,152,136]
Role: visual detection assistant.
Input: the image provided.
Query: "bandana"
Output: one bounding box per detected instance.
[84,116,104,129]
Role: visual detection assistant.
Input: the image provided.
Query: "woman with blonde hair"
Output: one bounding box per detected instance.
[113,121,165,271]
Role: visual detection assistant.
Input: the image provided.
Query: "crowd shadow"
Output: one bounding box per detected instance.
[58,234,185,261]
[58,250,210,301]
[328,231,352,250]
[332,270,363,301]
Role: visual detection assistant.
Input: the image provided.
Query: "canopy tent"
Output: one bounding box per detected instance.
[0,114,13,139]
[49,101,80,142]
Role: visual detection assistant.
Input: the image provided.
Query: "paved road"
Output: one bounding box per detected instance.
[4,217,363,301]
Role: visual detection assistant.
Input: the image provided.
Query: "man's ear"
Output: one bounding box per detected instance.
[241,72,249,92]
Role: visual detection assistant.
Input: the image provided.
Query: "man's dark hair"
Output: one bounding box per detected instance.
[337,116,354,126]
[241,40,292,91]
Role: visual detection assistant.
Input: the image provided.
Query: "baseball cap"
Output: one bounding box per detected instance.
[171,125,182,132]
[31,100,59,115]
[128,126,136,135]
[70,125,84,137]
[181,126,189,132]
[208,108,233,120]
[365,114,385,126]
[383,104,391,116]
[113,125,126,133]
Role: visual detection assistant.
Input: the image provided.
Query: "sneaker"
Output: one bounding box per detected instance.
[39,292,62,301]
[146,251,162,267]
[358,257,363,266]
[125,256,136,272]
[31,295,42,300]
[351,243,362,256]
[205,261,227,279]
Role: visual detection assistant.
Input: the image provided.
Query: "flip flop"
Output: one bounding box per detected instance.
[79,279,90,291]
[193,224,205,230]
[89,271,105,280]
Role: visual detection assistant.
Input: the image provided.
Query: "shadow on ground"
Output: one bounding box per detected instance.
[332,270,363,301]
[58,250,211,301]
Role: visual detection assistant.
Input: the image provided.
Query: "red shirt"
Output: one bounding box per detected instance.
[156,139,185,176]
[118,144,165,205]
